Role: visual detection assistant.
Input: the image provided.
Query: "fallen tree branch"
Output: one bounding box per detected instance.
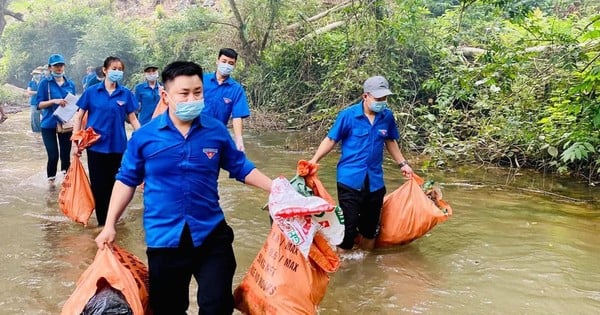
[299,21,345,41]
[286,0,352,31]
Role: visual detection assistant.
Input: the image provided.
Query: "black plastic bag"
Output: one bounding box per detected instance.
[81,285,133,315]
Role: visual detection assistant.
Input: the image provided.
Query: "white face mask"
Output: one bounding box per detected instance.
[145,73,159,81]
[217,63,234,76]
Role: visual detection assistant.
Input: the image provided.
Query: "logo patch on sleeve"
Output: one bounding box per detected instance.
[378,129,388,136]
[223,97,232,104]
[203,148,218,159]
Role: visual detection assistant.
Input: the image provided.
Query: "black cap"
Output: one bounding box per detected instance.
[144,65,159,72]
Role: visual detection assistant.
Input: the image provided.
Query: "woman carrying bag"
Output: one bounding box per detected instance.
[36,53,77,189]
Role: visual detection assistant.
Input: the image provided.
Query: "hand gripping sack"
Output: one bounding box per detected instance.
[296,160,345,246]
[268,176,334,257]
[376,174,453,247]
[61,244,150,315]
[234,224,340,315]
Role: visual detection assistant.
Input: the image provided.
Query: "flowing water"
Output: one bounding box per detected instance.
[1,109,599,314]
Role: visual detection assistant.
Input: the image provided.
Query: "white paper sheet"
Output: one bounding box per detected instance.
[52,93,79,123]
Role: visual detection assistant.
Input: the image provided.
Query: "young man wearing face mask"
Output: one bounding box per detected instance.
[202,48,250,151]
[94,61,273,314]
[134,65,162,125]
[308,75,414,253]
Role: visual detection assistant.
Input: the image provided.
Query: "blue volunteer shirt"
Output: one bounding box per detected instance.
[116,112,256,248]
[36,77,77,129]
[201,72,250,124]
[134,81,162,125]
[327,101,399,192]
[28,80,39,106]
[76,83,138,154]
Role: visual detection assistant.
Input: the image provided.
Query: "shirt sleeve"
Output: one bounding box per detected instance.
[115,132,145,187]
[36,79,49,105]
[231,85,250,119]
[327,111,348,142]
[76,90,89,111]
[218,124,255,182]
[126,90,139,114]
[386,111,400,140]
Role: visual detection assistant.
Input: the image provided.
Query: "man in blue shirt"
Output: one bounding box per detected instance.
[202,48,250,151]
[94,61,273,315]
[134,65,162,125]
[26,68,43,132]
[309,76,414,252]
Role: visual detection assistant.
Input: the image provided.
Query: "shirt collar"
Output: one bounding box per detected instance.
[210,72,232,85]
[157,110,203,130]
[352,101,367,118]
[95,81,125,95]
[143,81,161,89]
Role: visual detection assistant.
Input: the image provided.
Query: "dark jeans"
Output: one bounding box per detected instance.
[86,150,123,226]
[147,221,236,315]
[337,179,386,250]
[41,128,72,179]
[30,106,41,132]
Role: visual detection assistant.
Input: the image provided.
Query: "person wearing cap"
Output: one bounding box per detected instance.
[36,53,78,189]
[202,48,250,152]
[26,68,43,132]
[72,56,141,226]
[134,65,162,125]
[308,75,414,252]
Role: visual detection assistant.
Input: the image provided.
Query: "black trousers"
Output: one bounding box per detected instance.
[86,149,123,226]
[41,128,72,179]
[337,178,386,250]
[147,221,236,315]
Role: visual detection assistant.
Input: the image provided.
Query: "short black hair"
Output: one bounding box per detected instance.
[218,48,238,61]
[161,61,203,90]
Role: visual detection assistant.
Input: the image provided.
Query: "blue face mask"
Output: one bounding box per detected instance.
[174,99,205,122]
[369,101,387,113]
[107,70,123,83]
[51,71,63,78]
[217,63,234,76]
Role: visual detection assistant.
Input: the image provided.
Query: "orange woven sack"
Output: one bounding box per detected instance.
[376,174,453,248]
[234,225,340,315]
[61,244,150,315]
[58,127,100,226]
[58,156,94,226]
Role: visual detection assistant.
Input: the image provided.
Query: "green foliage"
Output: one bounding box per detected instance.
[152,7,215,68]
[70,15,140,86]
[1,0,599,181]
[1,3,100,87]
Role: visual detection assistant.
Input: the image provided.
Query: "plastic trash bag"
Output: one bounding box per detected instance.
[268,176,334,256]
[82,283,133,315]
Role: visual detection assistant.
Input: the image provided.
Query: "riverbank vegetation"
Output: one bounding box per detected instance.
[0,0,598,182]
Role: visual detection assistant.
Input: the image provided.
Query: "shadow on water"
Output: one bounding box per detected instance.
[1,111,599,314]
